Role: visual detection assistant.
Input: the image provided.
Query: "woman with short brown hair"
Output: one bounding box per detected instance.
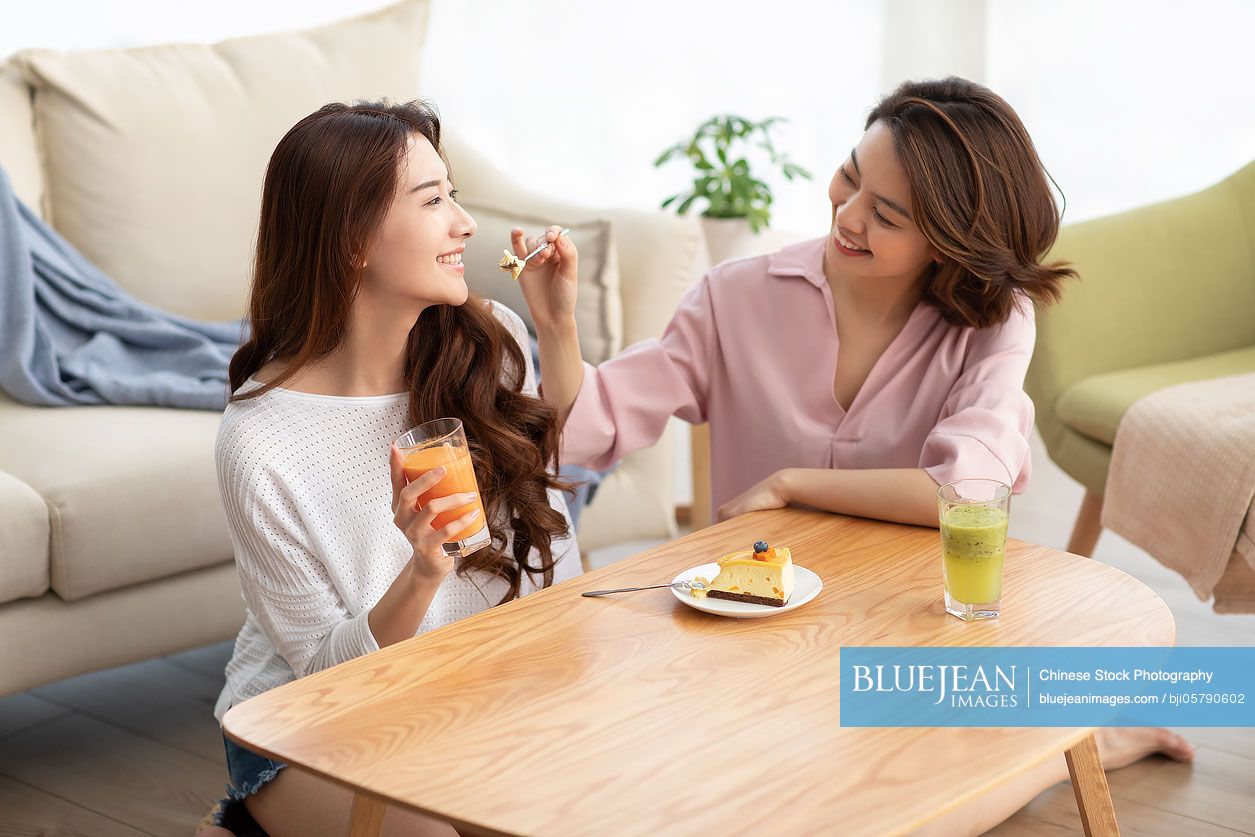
[521,77,1078,530]
[516,76,1192,834]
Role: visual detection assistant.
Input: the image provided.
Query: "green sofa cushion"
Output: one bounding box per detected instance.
[1056,344,1255,446]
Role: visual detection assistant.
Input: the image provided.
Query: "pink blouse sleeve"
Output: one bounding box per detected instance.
[560,277,716,471]
[920,300,1036,493]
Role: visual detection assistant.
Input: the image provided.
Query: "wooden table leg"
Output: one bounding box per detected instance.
[349,791,386,837]
[1065,732,1120,836]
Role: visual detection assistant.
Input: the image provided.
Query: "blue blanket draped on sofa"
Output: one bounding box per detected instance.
[0,167,240,409]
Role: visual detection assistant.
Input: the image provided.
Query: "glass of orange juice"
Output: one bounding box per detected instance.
[394,418,490,558]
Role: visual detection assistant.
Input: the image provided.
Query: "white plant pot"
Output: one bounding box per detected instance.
[699,216,762,266]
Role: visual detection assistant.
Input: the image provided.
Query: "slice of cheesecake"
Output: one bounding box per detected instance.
[704,541,795,607]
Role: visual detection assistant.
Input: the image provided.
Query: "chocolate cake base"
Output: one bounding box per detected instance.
[706,589,787,607]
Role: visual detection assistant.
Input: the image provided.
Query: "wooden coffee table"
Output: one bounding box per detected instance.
[223,508,1172,836]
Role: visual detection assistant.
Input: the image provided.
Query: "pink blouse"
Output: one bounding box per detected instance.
[560,237,1035,512]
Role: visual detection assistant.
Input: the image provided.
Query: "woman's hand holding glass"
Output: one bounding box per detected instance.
[388,447,481,581]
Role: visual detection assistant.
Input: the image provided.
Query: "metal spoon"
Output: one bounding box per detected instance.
[581,579,707,597]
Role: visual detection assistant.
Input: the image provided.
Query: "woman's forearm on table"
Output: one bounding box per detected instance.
[535,321,586,426]
[779,467,941,528]
[367,563,445,649]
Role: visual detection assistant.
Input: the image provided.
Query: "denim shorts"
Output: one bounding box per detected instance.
[211,733,288,836]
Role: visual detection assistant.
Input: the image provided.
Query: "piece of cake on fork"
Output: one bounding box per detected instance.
[498,249,524,280]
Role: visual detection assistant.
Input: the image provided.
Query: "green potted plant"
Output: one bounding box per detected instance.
[654,114,811,263]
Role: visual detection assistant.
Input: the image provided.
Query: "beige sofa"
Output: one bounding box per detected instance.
[0,1,702,697]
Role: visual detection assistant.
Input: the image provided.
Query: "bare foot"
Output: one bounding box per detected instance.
[1095,726,1195,770]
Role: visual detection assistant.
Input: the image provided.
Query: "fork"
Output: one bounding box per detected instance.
[520,227,571,264]
[502,227,571,280]
[581,579,708,597]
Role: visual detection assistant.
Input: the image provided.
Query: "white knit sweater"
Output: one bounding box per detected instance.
[213,303,581,722]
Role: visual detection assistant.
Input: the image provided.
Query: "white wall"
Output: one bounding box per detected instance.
[415,0,888,237]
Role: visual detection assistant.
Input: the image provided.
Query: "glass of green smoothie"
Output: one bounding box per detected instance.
[937,479,1011,621]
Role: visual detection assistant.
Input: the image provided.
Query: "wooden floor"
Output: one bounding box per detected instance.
[2,429,1253,836]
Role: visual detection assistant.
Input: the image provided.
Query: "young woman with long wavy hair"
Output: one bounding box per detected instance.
[203,100,578,837]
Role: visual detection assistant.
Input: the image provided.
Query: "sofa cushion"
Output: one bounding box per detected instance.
[0,393,229,601]
[0,62,45,219]
[1056,344,1255,446]
[15,0,429,322]
[0,469,51,604]
[460,199,623,364]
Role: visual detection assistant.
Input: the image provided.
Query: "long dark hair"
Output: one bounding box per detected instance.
[867,77,1077,328]
[228,100,569,602]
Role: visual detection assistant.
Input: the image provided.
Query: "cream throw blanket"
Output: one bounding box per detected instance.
[1102,372,1255,613]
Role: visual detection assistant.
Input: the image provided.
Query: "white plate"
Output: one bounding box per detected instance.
[670,562,823,618]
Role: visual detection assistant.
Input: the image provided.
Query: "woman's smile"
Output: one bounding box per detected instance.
[833,226,872,258]
[436,245,465,274]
